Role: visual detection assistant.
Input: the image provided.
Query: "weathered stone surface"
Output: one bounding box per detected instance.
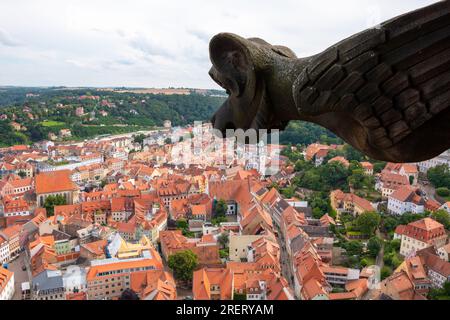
[209,1,450,162]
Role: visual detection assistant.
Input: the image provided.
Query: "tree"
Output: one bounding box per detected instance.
[217,232,229,249]
[360,258,369,267]
[343,144,364,162]
[381,266,392,280]
[367,237,382,257]
[347,169,366,189]
[347,255,360,268]
[381,215,399,233]
[43,194,67,217]
[17,171,27,178]
[355,211,381,235]
[436,187,450,197]
[279,121,342,146]
[428,281,450,300]
[219,249,229,259]
[176,218,195,236]
[176,218,189,230]
[167,250,198,282]
[308,192,331,218]
[386,239,401,253]
[344,241,364,256]
[427,164,450,189]
[384,251,402,268]
[133,133,146,146]
[212,215,227,226]
[280,186,295,198]
[312,207,323,219]
[431,210,450,229]
[373,161,387,174]
[119,288,139,300]
[320,162,348,190]
[233,292,247,300]
[214,199,228,217]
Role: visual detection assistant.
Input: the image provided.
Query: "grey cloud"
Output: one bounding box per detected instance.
[0,0,438,88]
[115,59,134,66]
[129,36,174,58]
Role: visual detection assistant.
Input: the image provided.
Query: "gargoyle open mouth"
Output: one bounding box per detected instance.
[208,33,293,140]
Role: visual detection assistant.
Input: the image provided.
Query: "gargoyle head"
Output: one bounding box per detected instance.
[209,33,298,138]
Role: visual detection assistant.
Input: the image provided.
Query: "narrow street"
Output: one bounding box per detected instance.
[419,181,437,201]
[375,242,384,269]
[276,226,295,289]
[6,251,29,300]
[362,229,385,300]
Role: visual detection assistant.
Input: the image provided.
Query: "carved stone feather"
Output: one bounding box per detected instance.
[209,1,450,162]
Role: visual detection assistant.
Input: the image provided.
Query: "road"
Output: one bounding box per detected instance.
[96,128,166,142]
[275,226,295,289]
[362,230,385,300]
[375,241,384,269]
[66,127,169,147]
[7,251,29,300]
[419,181,437,201]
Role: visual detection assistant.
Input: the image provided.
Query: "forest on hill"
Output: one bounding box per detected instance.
[0,87,340,147]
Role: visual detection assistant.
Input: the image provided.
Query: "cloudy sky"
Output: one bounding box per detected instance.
[0,0,438,89]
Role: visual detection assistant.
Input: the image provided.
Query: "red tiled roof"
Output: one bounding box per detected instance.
[35,170,77,194]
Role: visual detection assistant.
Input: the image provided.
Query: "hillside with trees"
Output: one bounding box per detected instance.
[0,87,226,146]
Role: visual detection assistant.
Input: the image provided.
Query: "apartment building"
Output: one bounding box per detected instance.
[388,186,426,215]
[86,257,163,300]
[0,267,14,300]
[395,218,448,257]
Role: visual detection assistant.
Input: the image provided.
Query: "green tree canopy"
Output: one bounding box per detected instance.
[436,187,450,197]
[367,236,383,257]
[167,250,198,282]
[355,211,381,235]
[381,266,392,280]
[43,194,67,217]
[344,241,364,256]
[133,133,146,146]
[214,199,228,217]
[428,164,450,189]
[431,210,450,229]
[217,232,229,249]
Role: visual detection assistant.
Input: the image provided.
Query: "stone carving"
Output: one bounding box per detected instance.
[208,1,450,162]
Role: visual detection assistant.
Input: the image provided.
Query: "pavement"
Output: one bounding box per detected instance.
[276,226,295,288]
[419,181,437,201]
[375,242,384,269]
[6,251,30,300]
[363,230,385,300]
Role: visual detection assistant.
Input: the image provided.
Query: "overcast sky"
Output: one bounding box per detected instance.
[0,0,438,89]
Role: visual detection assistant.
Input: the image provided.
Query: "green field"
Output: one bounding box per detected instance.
[40,120,66,127]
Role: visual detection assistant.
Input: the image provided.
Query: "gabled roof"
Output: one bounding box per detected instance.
[35,170,78,194]
[192,268,233,300]
[390,185,425,205]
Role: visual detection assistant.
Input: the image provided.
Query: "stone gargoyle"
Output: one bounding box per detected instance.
[208,1,450,162]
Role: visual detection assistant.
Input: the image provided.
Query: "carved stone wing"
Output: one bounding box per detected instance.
[294,1,450,162]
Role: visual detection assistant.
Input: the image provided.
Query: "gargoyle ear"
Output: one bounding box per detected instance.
[209,33,257,97]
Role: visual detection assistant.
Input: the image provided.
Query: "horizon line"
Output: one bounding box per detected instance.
[0,85,224,91]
